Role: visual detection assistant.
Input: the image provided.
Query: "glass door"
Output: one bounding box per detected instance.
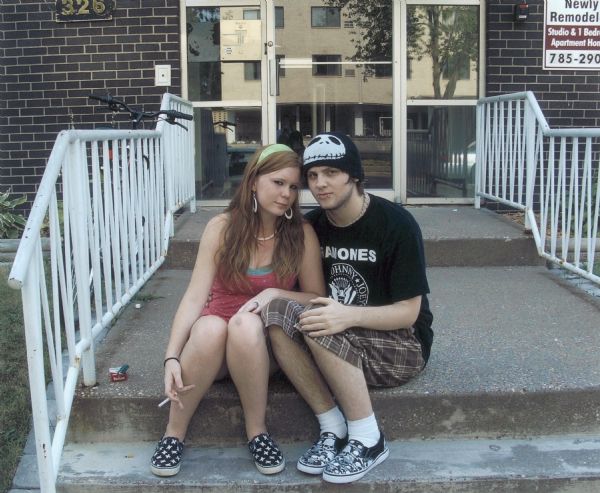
[184,1,482,205]
[185,1,269,203]
[271,1,395,203]
[401,0,482,203]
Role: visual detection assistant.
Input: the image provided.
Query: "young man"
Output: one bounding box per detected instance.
[262,132,434,484]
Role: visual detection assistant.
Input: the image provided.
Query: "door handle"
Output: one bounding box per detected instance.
[269,59,278,97]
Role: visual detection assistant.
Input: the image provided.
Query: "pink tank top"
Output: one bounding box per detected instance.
[201,266,297,321]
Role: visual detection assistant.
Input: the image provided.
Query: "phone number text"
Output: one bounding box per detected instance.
[544,50,600,69]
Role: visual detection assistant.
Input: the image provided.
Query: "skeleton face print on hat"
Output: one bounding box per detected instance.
[302,132,364,181]
[303,134,347,165]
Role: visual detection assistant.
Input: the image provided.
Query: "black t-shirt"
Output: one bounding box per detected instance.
[305,195,434,362]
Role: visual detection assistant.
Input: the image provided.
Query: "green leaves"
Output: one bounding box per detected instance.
[0,190,27,239]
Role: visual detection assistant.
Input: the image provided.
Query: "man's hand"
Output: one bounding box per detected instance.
[298,297,354,337]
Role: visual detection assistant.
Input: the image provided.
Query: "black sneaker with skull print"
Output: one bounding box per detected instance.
[247,432,285,474]
[322,431,389,484]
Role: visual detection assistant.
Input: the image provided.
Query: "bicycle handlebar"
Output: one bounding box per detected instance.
[89,93,129,112]
[160,110,193,121]
[88,93,193,127]
[88,94,116,105]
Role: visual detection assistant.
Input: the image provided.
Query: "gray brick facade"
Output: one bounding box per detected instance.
[0,0,181,204]
[487,0,600,127]
[1,0,599,208]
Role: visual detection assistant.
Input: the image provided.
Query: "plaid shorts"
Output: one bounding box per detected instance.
[262,298,425,388]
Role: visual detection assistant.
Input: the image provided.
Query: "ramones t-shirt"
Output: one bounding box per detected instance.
[305,194,434,362]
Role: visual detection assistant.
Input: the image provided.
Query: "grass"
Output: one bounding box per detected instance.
[0,270,30,493]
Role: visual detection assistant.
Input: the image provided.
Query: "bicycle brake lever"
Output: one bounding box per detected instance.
[160,115,188,131]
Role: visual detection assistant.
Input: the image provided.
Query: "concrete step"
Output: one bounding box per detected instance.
[58,435,600,492]
[66,266,600,446]
[164,206,543,269]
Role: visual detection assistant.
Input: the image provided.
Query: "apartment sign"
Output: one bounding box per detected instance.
[544,0,600,70]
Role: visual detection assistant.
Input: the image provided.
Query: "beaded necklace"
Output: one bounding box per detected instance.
[255,232,276,241]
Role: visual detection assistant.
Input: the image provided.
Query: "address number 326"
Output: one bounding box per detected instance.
[58,0,110,16]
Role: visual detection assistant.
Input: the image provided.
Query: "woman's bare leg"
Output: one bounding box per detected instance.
[164,315,228,440]
[226,312,271,440]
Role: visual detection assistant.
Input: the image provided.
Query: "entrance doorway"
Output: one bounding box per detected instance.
[182,1,483,205]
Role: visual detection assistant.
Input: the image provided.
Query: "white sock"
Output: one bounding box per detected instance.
[347,413,380,447]
[316,406,347,438]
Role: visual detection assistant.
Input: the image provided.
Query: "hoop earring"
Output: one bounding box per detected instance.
[252,192,258,213]
[285,208,293,220]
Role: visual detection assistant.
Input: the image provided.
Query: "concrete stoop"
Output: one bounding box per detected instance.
[65,384,600,447]
[56,264,600,491]
[49,207,600,492]
[65,266,600,446]
[58,435,600,492]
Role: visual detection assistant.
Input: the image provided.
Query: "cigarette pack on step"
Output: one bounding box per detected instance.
[109,364,129,382]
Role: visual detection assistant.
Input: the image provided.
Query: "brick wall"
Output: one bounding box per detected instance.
[487,0,600,128]
[0,0,181,205]
[2,1,598,209]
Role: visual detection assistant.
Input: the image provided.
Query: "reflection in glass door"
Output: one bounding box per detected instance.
[403,1,481,201]
[185,1,482,204]
[272,1,394,194]
[186,3,265,201]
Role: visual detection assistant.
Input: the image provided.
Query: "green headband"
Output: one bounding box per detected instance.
[258,144,293,164]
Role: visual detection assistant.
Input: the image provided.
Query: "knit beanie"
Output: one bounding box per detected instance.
[302,132,364,181]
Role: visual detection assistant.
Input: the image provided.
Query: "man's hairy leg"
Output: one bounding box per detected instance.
[304,336,373,421]
[268,325,336,414]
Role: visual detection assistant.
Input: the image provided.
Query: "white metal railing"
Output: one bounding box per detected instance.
[7,93,195,493]
[476,91,600,285]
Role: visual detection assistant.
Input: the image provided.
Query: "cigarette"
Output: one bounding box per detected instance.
[158,397,170,408]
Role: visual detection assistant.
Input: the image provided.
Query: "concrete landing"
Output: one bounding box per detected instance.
[58,435,600,492]
[164,206,543,268]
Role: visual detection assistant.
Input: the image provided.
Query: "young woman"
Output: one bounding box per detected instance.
[150,144,325,477]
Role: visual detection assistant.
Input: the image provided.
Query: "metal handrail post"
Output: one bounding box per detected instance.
[475,103,483,209]
[22,243,56,493]
[163,128,175,238]
[68,140,96,386]
[524,99,536,232]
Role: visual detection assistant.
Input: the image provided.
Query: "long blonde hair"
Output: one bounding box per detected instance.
[217,146,304,292]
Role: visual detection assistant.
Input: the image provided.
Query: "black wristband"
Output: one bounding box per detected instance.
[163,357,180,367]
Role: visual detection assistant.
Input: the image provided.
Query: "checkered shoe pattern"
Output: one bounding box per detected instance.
[150,436,184,477]
[297,432,348,474]
[322,432,389,484]
[247,433,285,474]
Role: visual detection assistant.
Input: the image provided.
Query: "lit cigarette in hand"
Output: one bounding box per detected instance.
[157,384,194,408]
